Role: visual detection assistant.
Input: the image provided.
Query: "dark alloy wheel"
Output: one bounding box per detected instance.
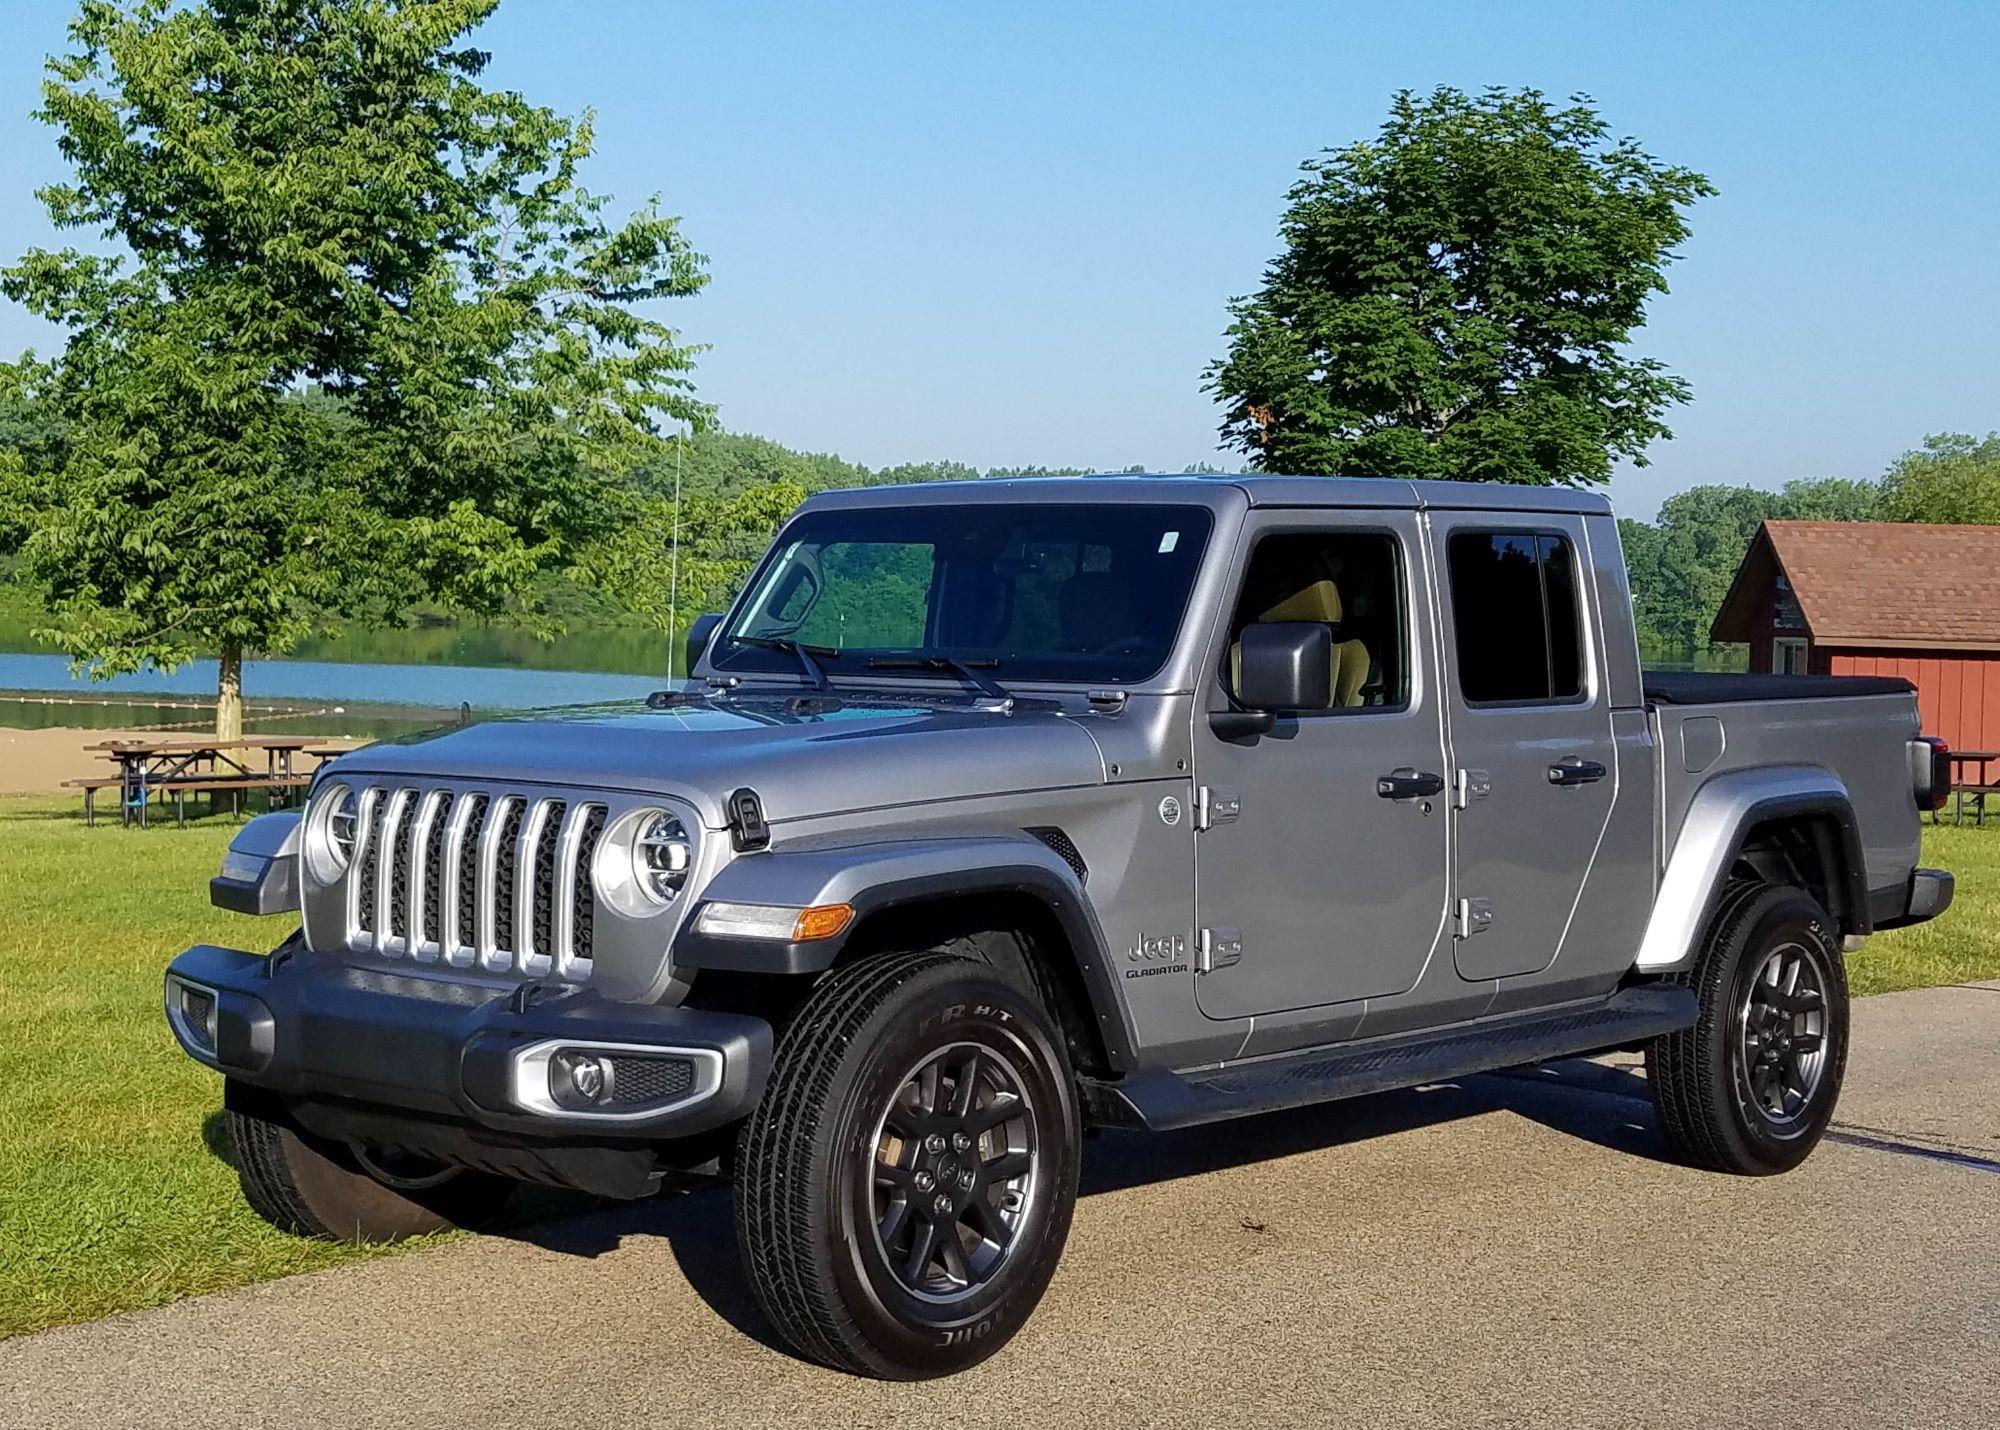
[1733,938,1833,1139]
[1649,882,1851,1175]
[735,950,1080,1379]
[866,1040,1046,1303]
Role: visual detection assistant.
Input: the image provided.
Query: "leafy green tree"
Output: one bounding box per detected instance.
[636,430,871,504]
[1,0,708,738]
[1208,87,1714,485]
[1878,432,2000,523]
[1775,476,1883,522]
[0,385,68,555]
[874,460,983,486]
[1625,486,1779,651]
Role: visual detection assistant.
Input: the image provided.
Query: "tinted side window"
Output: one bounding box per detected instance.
[1541,535,1582,697]
[1446,531,1585,704]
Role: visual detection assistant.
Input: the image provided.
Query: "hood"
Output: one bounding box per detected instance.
[325,692,1109,827]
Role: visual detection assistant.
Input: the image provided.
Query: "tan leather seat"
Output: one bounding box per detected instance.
[1231,577,1372,708]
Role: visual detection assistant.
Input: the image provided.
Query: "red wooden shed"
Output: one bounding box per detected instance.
[1712,519,2000,750]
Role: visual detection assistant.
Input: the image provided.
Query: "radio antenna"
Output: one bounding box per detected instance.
[667,427,685,681]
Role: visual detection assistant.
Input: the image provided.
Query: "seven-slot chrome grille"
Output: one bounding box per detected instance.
[345,786,608,980]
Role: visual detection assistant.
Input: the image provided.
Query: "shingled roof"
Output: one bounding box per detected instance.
[1712,520,2000,651]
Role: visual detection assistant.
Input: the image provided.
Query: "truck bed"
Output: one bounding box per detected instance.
[1644,672,1924,927]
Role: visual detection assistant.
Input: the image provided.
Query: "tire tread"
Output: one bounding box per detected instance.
[735,951,968,1375]
[228,1106,333,1238]
[1648,880,1847,1175]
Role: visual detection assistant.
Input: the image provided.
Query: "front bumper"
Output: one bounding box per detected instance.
[164,944,772,1157]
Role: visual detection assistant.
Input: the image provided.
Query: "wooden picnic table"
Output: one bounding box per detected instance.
[1944,748,2000,826]
[70,736,354,828]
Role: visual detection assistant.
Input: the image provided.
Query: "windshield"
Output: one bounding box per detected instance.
[713,502,1215,685]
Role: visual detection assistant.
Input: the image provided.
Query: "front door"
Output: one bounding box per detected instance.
[1428,516,1620,982]
[1193,512,1452,1021]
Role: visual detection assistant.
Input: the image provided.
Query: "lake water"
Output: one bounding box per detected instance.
[0,602,680,724]
[0,650,664,711]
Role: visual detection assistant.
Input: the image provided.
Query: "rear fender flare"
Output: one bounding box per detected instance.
[1634,765,1867,973]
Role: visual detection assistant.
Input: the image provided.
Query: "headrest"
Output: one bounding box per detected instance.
[1259,577,1341,626]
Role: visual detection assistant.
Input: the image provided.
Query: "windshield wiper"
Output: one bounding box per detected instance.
[866,653,1014,708]
[729,634,837,690]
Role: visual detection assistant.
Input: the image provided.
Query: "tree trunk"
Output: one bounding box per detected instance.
[216,644,244,744]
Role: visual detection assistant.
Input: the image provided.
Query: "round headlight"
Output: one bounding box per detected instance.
[631,811,693,905]
[304,784,359,884]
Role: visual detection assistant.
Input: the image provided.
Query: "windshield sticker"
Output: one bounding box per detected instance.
[1158,531,1180,554]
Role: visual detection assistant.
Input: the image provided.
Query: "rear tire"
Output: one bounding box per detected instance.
[734,951,1080,1379]
[1648,883,1850,1175]
[225,1082,513,1241]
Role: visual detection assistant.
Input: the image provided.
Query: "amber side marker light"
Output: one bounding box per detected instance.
[791,903,856,941]
[694,900,855,942]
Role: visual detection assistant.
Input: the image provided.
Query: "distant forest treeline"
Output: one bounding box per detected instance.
[6,412,1997,666]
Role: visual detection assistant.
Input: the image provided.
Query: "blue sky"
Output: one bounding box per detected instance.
[0,1,1993,519]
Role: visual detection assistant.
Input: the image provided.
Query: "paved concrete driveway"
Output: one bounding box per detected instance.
[5,981,1997,1430]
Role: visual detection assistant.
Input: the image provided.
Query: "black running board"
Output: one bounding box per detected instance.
[1082,984,1695,1131]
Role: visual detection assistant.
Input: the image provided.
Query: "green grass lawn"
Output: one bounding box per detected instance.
[1848,819,1999,996]
[0,791,1992,1340]
[0,796,416,1340]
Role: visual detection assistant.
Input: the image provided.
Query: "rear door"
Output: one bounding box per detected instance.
[1428,516,1619,982]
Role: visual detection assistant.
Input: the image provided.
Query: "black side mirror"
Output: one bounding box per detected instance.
[685,612,724,674]
[1212,621,1332,739]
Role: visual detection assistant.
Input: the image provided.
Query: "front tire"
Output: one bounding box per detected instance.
[1648,883,1850,1174]
[225,1082,513,1241]
[734,952,1081,1379]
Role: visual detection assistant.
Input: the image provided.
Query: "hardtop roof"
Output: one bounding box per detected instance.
[797,471,1615,517]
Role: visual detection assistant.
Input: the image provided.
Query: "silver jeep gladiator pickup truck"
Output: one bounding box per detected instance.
[166,474,1953,1378]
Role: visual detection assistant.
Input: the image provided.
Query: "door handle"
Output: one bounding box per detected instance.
[1546,757,1608,787]
[1376,768,1445,800]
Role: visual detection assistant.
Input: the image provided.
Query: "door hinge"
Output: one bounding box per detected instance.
[1455,768,1492,809]
[1456,896,1494,938]
[1195,786,1241,830]
[1196,926,1242,973]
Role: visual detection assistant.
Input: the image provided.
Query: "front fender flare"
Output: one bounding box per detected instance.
[1634,765,1868,973]
[671,835,1135,1069]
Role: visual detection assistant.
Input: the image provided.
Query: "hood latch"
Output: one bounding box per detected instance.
[727,787,770,852]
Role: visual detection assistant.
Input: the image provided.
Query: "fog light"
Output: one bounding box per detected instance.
[171,979,218,1053]
[550,1049,615,1109]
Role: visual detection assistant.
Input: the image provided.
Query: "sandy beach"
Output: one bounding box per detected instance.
[0,726,362,796]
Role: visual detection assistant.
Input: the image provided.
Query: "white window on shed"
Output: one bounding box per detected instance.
[1772,636,1809,674]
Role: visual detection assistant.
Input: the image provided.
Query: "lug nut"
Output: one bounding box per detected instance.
[932,1193,954,1216]
[914,1170,935,1192]
[958,1168,976,1190]
[924,1134,947,1154]
[951,1131,972,1152]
